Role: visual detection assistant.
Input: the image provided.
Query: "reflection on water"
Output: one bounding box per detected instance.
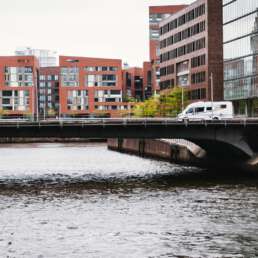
[0,143,257,258]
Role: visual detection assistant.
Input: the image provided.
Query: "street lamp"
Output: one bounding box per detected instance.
[210,72,214,117]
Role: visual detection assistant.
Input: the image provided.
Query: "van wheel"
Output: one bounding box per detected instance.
[213,117,219,120]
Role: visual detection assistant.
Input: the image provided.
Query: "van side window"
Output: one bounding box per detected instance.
[220,104,227,109]
[186,108,194,114]
[206,107,212,111]
[196,107,204,113]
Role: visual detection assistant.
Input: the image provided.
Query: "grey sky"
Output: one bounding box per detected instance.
[0,0,193,66]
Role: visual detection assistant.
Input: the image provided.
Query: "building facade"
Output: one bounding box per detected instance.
[143,61,153,99]
[149,5,187,94]
[0,56,39,118]
[15,47,58,67]
[122,67,144,101]
[39,67,60,118]
[223,0,258,116]
[159,0,224,102]
[59,56,131,118]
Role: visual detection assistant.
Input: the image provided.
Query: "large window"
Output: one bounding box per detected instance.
[85,74,117,87]
[84,66,118,72]
[224,12,258,43]
[0,90,30,111]
[94,90,122,103]
[224,75,258,100]
[223,0,258,101]
[67,90,88,111]
[4,67,34,87]
[223,0,257,24]
[224,34,258,60]
[61,67,79,87]
[224,55,258,80]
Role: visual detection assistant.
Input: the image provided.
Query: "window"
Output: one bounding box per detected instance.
[191,55,206,68]
[85,66,95,71]
[40,82,45,88]
[84,66,118,72]
[196,107,205,113]
[67,90,88,111]
[150,29,160,40]
[4,66,34,87]
[109,67,118,71]
[160,79,174,90]
[1,90,30,111]
[61,67,79,86]
[186,108,194,114]
[188,88,206,100]
[2,91,12,97]
[85,74,117,87]
[191,72,206,84]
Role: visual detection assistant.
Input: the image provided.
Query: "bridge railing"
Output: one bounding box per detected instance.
[0,117,258,126]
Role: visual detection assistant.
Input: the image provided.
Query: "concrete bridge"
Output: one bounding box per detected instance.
[0,118,258,170]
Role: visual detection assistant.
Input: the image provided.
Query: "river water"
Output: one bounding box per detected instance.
[0,143,257,258]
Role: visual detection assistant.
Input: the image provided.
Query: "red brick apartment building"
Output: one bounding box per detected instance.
[159,0,223,101]
[0,56,39,117]
[122,67,144,101]
[122,63,153,101]
[143,61,153,99]
[59,56,131,117]
[149,5,187,93]
[39,67,60,118]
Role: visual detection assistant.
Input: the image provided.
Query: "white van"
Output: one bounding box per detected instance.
[177,101,233,121]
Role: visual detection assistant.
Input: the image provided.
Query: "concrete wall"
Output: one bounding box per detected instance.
[107,138,200,165]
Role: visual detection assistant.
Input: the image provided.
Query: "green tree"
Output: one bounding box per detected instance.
[133,96,159,117]
[133,86,188,118]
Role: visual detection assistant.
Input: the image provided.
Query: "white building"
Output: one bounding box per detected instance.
[15,47,58,67]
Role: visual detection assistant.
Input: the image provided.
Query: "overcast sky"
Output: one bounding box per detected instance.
[0,0,193,66]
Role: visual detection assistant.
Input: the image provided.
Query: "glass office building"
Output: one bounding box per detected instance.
[223,0,258,116]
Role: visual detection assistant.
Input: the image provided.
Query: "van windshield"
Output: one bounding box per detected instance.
[186,108,194,114]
